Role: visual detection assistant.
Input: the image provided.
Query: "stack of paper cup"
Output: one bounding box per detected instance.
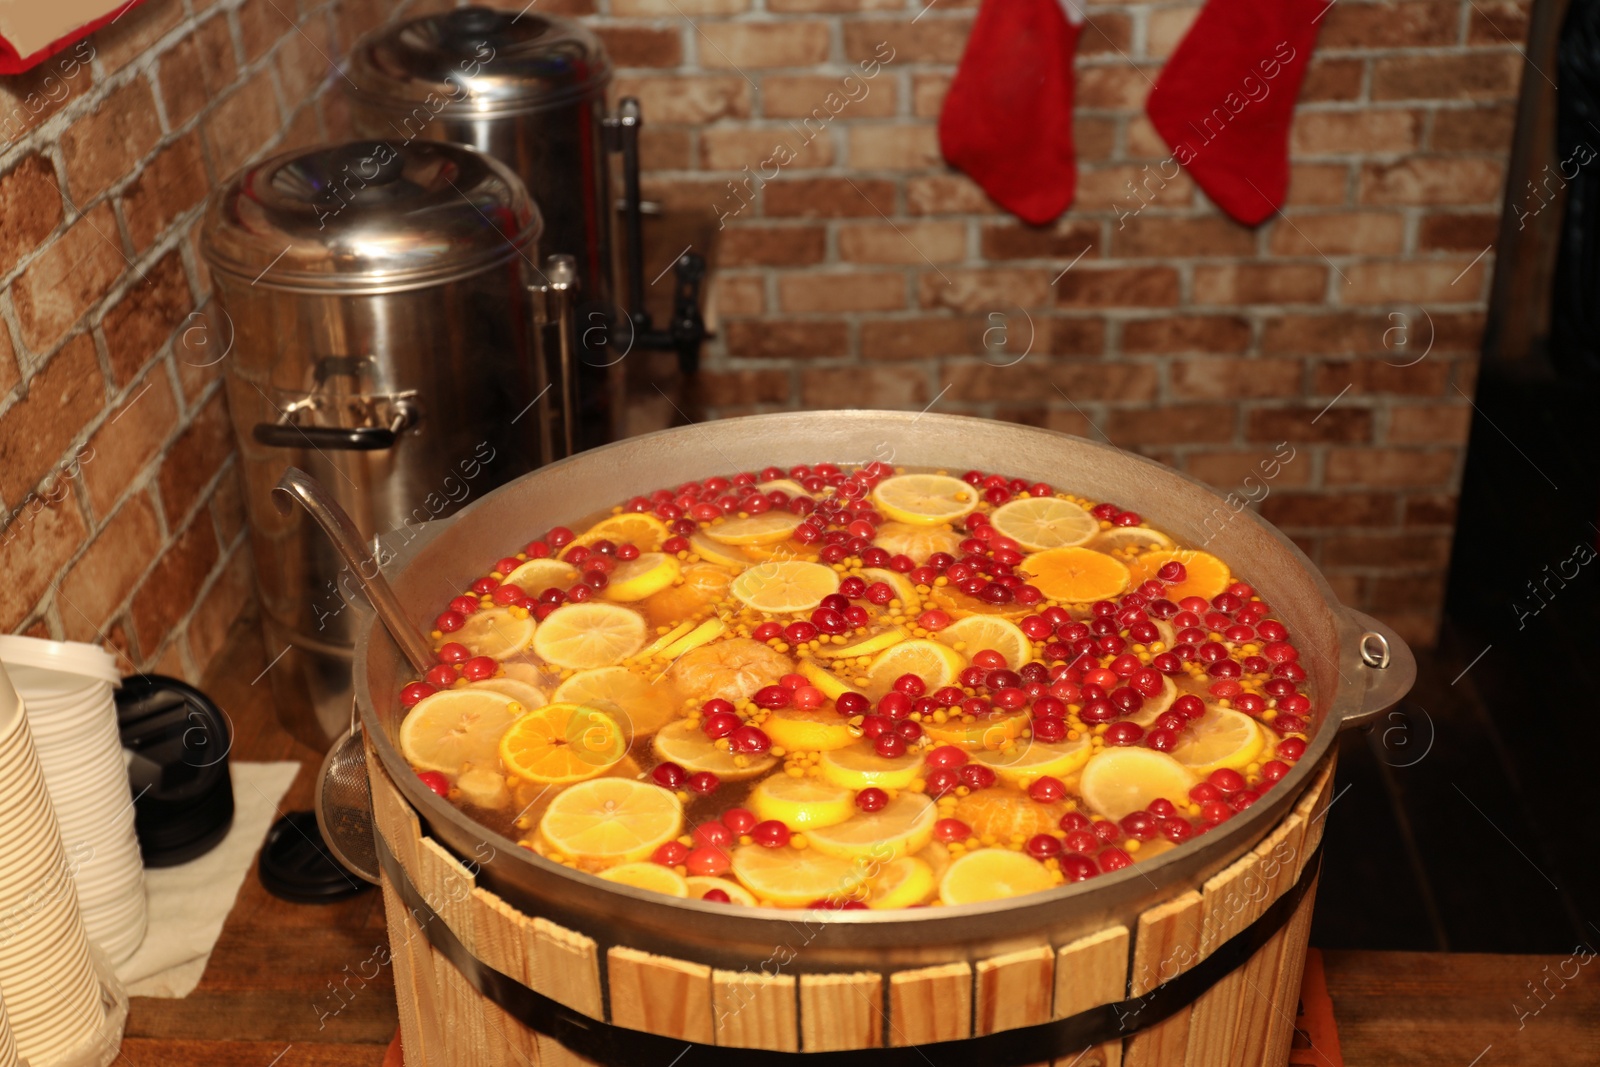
[0,659,107,1064]
[0,983,18,1067]
[0,636,147,963]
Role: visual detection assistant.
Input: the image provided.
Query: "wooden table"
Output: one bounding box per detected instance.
[122,616,1600,1066]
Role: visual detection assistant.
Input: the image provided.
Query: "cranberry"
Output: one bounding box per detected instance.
[896,719,923,742]
[400,681,435,708]
[1156,561,1187,583]
[1026,833,1063,860]
[924,767,961,797]
[1277,737,1306,761]
[1274,714,1307,735]
[1079,699,1117,724]
[752,820,791,848]
[1273,662,1307,682]
[792,685,826,711]
[1207,659,1242,680]
[686,846,730,877]
[1173,695,1206,720]
[729,726,772,755]
[687,771,721,795]
[652,762,687,788]
[892,672,927,698]
[836,692,869,716]
[1098,847,1133,872]
[1257,620,1288,641]
[1029,776,1066,803]
[702,712,741,741]
[723,808,757,835]
[1261,760,1290,783]
[417,770,450,797]
[425,664,457,689]
[1120,811,1159,840]
[784,621,819,645]
[695,821,734,848]
[1109,687,1144,714]
[1064,830,1100,854]
[752,621,784,642]
[1032,716,1067,743]
[873,732,907,758]
[1146,728,1179,751]
[992,687,1027,711]
[1061,854,1099,882]
[1151,652,1183,675]
[1230,789,1261,812]
[1208,768,1246,795]
[878,692,912,720]
[934,818,972,843]
[1280,693,1311,716]
[437,641,471,664]
[958,764,997,789]
[703,698,736,718]
[855,788,890,813]
[811,608,848,635]
[461,656,497,682]
[1059,811,1091,833]
[1094,819,1120,843]
[753,685,791,709]
[1104,721,1144,746]
[1189,782,1220,803]
[1200,800,1232,825]
[1161,818,1196,843]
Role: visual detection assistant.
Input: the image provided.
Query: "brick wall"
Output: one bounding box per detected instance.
[0,0,424,680]
[566,0,1533,647]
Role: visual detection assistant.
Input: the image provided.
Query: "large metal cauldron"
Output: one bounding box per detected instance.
[352,411,1413,972]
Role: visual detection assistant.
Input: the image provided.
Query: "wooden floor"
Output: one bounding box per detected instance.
[118,613,1600,1066]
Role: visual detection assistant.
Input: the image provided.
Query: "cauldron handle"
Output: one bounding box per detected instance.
[1337,609,1417,729]
[271,466,436,675]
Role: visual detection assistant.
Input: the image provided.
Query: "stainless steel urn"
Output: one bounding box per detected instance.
[200,139,574,749]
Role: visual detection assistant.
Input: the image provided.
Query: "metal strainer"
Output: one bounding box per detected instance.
[314,712,379,884]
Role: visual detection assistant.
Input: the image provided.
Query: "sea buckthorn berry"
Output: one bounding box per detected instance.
[1277,737,1307,761]
[653,840,690,866]
[685,847,730,877]
[694,821,733,848]
[653,762,687,788]
[687,772,721,796]
[856,788,889,813]
[752,622,784,642]
[753,685,791,710]
[401,682,435,708]
[1029,776,1066,803]
[752,820,791,848]
[836,692,870,716]
[934,818,972,843]
[436,610,465,632]
[462,656,497,682]
[958,764,996,790]
[1208,768,1246,795]
[1026,834,1063,860]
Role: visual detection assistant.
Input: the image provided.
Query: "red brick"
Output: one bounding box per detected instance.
[1112,216,1257,258]
[701,23,830,68]
[765,74,897,119]
[1404,493,1458,526]
[1301,59,1365,103]
[980,221,1098,261]
[710,275,764,316]
[843,20,970,64]
[1288,164,1352,206]
[13,201,126,353]
[718,225,826,267]
[274,11,335,104]
[701,127,834,171]
[1186,449,1312,491]
[998,408,1093,437]
[0,155,63,279]
[1074,117,1118,162]
[1386,403,1472,445]
[645,177,740,215]
[779,271,906,312]
[1056,266,1180,308]
[1431,105,1516,152]
[723,320,849,358]
[1079,12,1134,55]
[1267,312,1482,361]
[0,335,106,503]
[1417,212,1500,252]
[131,513,222,654]
[92,0,186,72]
[1365,574,1448,615]
[1245,406,1373,443]
[919,269,1053,312]
[595,26,683,67]
[0,322,15,398]
[1078,164,1196,210]
[614,76,751,122]
[121,133,210,253]
[157,390,233,526]
[1267,211,1406,256]
[58,492,162,640]
[0,494,88,630]
[60,77,163,204]
[639,127,692,170]
[1146,5,1200,57]
[1321,532,1452,569]
[0,44,95,143]
[1260,492,1397,529]
[841,221,966,264]
[202,69,283,180]
[1372,53,1523,102]
[1170,357,1303,399]
[1325,448,1457,487]
[768,0,902,11]
[185,544,254,673]
[941,360,1159,403]
[907,175,1005,216]
[209,462,247,546]
[1319,1,1459,47]
[1343,259,1488,305]
[848,125,942,170]
[699,369,792,406]
[764,178,895,218]
[1194,263,1327,304]
[1313,358,1452,396]
[101,251,193,386]
[802,365,928,408]
[1048,318,1110,356]
[1467,0,1529,43]
[860,316,981,360]
[82,367,180,518]
[234,0,282,63]
[912,73,949,118]
[1359,158,1505,205]
[1123,317,1252,355]
[1107,405,1236,445]
[1291,110,1424,156]
[612,0,746,13]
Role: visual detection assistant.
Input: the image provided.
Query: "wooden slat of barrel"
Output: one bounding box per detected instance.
[800,972,883,1050]
[1053,926,1129,1067]
[1122,889,1203,1067]
[470,889,543,1067]
[381,878,444,1065]
[1182,851,1265,1065]
[1242,872,1319,1067]
[607,946,714,1043]
[888,962,971,1046]
[1294,760,1338,864]
[713,968,798,1051]
[976,945,1054,1067]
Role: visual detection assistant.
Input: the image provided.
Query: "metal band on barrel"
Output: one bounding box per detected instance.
[376,832,1323,1066]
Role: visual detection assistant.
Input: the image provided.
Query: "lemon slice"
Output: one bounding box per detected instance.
[988,496,1099,551]
[1126,676,1179,727]
[871,521,963,563]
[731,844,870,907]
[756,478,810,497]
[641,620,698,657]
[749,773,856,830]
[656,618,728,660]
[704,513,804,546]
[872,474,980,526]
[500,702,626,784]
[818,746,922,790]
[805,792,937,861]
[538,778,683,867]
[1170,707,1265,775]
[554,666,678,736]
[761,709,856,752]
[531,603,647,669]
[869,856,937,908]
[970,735,1092,782]
[730,560,841,614]
[921,709,1031,750]
[1088,527,1175,556]
[818,626,909,660]
[797,658,862,701]
[741,539,819,564]
[863,638,965,700]
[600,862,690,897]
[939,848,1054,906]
[574,513,670,551]
[651,719,776,780]
[443,606,537,660]
[689,533,752,568]
[502,558,580,593]
[687,876,758,905]
[1078,748,1198,821]
[471,677,547,710]
[600,552,681,602]
[936,616,1031,670]
[400,688,521,775]
[859,567,921,607]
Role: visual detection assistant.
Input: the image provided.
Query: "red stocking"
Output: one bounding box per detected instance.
[1145,0,1324,225]
[939,0,1083,225]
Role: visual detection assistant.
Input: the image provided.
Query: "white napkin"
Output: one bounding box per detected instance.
[113,761,301,998]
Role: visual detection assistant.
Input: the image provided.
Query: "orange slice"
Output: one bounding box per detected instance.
[573,513,669,551]
[643,563,733,627]
[729,560,840,614]
[1018,547,1130,602]
[871,521,963,563]
[939,848,1054,905]
[749,773,857,830]
[1128,549,1232,603]
[817,745,923,790]
[872,474,980,526]
[501,558,580,594]
[1126,676,1179,727]
[988,496,1098,551]
[954,791,1068,843]
[1088,527,1174,557]
[868,856,937,908]
[921,709,1031,750]
[500,702,627,784]
[600,862,689,897]
[928,585,1032,620]
[686,876,758,905]
[538,778,683,867]
[761,708,856,752]
[651,720,777,781]
[858,567,921,608]
[969,735,1092,783]
[665,637,794,704]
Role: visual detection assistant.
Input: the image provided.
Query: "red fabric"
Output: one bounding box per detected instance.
[0,0,144,75]
[1145,0,1323,225]
[939,0,1082,226]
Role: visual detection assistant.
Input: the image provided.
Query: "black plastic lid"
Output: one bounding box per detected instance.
[259,811,372,904]
[116,673,237,867]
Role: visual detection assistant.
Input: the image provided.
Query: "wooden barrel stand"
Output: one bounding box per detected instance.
[369,749,1337,1067]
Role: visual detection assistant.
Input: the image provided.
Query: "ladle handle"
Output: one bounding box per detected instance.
[271,466,436,675]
